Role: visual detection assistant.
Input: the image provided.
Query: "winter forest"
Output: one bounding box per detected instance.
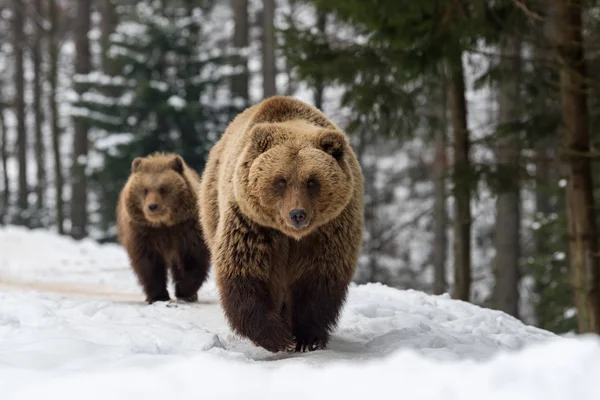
[1,0,600,340]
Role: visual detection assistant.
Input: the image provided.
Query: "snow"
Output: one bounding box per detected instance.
[0,226,599,399]
[167,95,187,110]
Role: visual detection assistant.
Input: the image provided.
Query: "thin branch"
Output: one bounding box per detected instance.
[512,0,543,22]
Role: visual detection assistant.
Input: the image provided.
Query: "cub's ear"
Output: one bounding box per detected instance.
[170,155,185,174]
[318,130,346,161]
[131,157,143,173]
[249,124,285,154]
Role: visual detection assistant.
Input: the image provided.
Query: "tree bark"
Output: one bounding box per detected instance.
[33,0,46,222]
[49,0,65,235]
[262,0,277,98]
[70,0,92,239]
[232,0,249,102]
[432,76,448,296]
[448,52,471,302]
[534,0,559,284]
[0,103,8,219]
[13,0,28,225]
[281,0,300,96]
[491,37,522,318]
[557,0,600,333]
[100,0,118,75]
[313,10,326,110]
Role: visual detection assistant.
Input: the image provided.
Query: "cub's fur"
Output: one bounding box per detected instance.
[117,152,210,303]
[199,96,364,352]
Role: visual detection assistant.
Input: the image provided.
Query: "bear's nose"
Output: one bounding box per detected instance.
[148,203,158,212]
[289,209,307,228]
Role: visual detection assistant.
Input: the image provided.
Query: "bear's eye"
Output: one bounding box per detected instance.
[159,187,167,195]
[275,177,287,190]
[307,178,320,195]
[143,188,148,196]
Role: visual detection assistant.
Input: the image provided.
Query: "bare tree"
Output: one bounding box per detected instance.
[32,0,46,223]
[535,0,558,235]
[448,51,471,302]
[0,99,8,220]
[432,76,448,295]
[557,0,600,333]
[313,10,326,110]
[282,0,299,96]
[492,37,522,318]
[12,0,29,225]
[48,0,65,234]
[262,0,277,98]
[70,0,92,239]
[232,0,249,102]
[100,0,118,74]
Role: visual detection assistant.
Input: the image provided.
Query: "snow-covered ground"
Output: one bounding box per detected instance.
[1,225,599,399]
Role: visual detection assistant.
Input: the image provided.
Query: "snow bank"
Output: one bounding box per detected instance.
[0,225,136,293]
[0,226,598,399]
[3,336,600,400]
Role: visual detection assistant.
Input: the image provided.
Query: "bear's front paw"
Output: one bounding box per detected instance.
[146,290,170,304]
[252,338,297,353]
[176,293,198,303]
[288,337,326,353]
[256,335,296,353]
[251,314,295,353]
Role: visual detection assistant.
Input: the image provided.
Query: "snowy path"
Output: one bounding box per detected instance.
[1,226,600,399]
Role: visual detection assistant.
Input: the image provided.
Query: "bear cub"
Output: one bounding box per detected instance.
[117,152,210,304]
[199,96,364,352]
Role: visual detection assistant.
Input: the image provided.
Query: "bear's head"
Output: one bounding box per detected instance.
[234,121,355,240]
[125,154,196,227]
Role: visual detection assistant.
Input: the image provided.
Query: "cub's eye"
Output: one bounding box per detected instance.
[159,187,167,195]
[307,179,317,188]
[275,178,287,189]
[143,188,148,195]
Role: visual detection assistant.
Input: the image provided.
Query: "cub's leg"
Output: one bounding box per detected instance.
[172,239,211,302]
[216,206,295,353]
[128,236,170,303]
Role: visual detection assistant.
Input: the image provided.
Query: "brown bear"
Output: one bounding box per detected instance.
[117,152,211,304]
[199,96,364,352]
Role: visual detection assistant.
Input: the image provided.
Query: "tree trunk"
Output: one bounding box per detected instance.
[0,103,8,220]
[232,0,249,102]
[49,0,65,235]
[282,0,299,96]
[536,0,559,221]
[313,10,326,110]
[100,0,118,75]
[13,0,28,225]
[33,0,46,223]
[432,76,448,296]
[491,37,522,318]
[534,0,560,290]
[262,0,276,98]
[448,52,471,302]
[557,0,600,333]
[70,0,92,239]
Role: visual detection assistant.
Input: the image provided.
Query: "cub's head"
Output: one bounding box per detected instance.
[125,154,196,227]
[234,122,355,239]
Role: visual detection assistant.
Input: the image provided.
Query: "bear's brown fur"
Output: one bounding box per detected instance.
[117,152,210,304]
[199,96,364,352]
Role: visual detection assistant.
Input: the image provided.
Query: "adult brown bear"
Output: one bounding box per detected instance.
[117,152,210,304]
[199,96,364,352]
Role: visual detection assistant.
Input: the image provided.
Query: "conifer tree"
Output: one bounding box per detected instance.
[71,1,244,239]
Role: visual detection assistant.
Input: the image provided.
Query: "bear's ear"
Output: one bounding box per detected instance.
[170,155,185,175]
[249,124,282,154]
[318,130,346,161]
[131,157,143,173]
